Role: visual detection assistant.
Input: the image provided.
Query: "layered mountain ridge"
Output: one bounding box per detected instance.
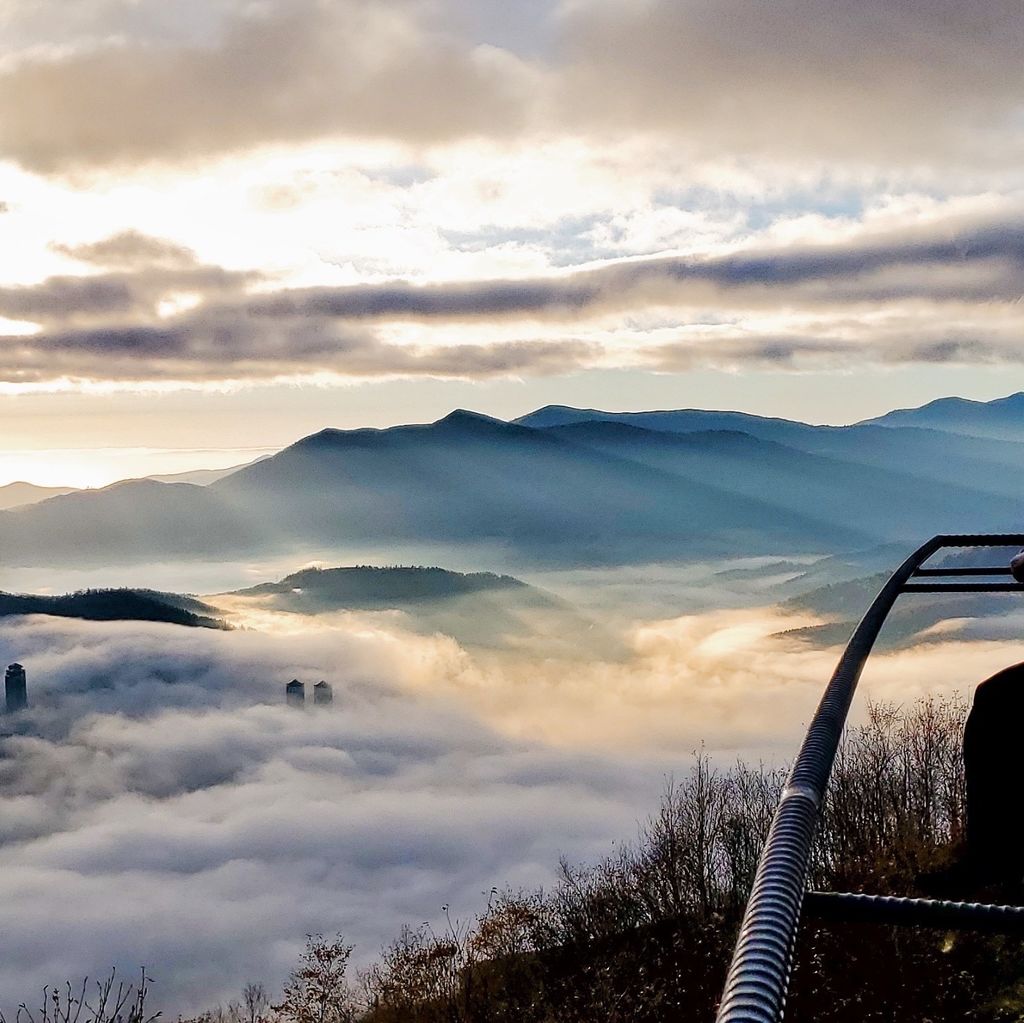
[1,394,1021,569]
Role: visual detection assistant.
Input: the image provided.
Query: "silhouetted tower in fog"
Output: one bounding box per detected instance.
[286,679,305,707]
[314,680,333,706]
[5,663,27,713]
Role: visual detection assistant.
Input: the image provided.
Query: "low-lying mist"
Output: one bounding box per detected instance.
[0,554,1018,1012]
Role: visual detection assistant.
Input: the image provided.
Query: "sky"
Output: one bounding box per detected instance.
[3,0,1024,484]
[4,5,1024,1005]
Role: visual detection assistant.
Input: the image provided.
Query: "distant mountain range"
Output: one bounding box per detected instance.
[861,392,1024,442]
[1,394,1022,569]
[516,391,1024,446]
[0,481,78,511]
[0,457,263,512]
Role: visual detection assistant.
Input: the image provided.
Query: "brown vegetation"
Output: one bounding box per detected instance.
[0,971,158,1023]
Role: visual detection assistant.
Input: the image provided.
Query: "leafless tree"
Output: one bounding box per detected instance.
[2,970,159,1023]
[241,985,267,1023]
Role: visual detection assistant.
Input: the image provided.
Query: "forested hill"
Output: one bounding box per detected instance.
[234,565,532,606]
[0,589,228,629]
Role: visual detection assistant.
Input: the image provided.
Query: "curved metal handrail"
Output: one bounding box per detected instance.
[714,533,1024,1023]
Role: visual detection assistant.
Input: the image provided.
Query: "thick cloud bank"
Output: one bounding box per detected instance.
[7,211,1024,385]
[0,0,535,173]
[3,0,1024,402]
[0,613,668,1012]
[0,591,1013,1010]
[1,0,1021,170]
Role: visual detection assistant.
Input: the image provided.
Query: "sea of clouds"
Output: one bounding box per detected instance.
[0,586,1013,1012]
[0,612,669,1012]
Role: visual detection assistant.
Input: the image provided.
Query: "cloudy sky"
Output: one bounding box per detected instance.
[6,4,1024,1008]
[3,0,1024,484]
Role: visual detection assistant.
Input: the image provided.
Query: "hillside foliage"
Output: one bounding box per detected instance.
[0,589,226,629]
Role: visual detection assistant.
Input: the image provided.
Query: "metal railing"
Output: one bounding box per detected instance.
[714,533,1024,1023]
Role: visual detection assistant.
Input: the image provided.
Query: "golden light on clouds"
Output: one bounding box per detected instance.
[0,0,1020,468]
[203,599,1020,761]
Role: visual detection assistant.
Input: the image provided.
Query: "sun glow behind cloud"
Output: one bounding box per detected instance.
[0,0,1022,446]
[0,446,276,488]
[0,35,1023,462]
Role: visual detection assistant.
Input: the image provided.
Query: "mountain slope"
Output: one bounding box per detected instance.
[0,412,854,568]
[209,409,861,562]
[2,402,1021,571]
[782,572,1018,650]
[0,481,79,511]
[515,404,813,441]
[225,564,601,652]
[234,564,535,607]
[0,479,267,566]
[861,392,1024,442]
[536,421,1022,541]
[517,404,1024,501]
[0,458,262,515]
[146,455,270,485]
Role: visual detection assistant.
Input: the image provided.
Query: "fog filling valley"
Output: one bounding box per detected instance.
[0,557,1020,1011]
